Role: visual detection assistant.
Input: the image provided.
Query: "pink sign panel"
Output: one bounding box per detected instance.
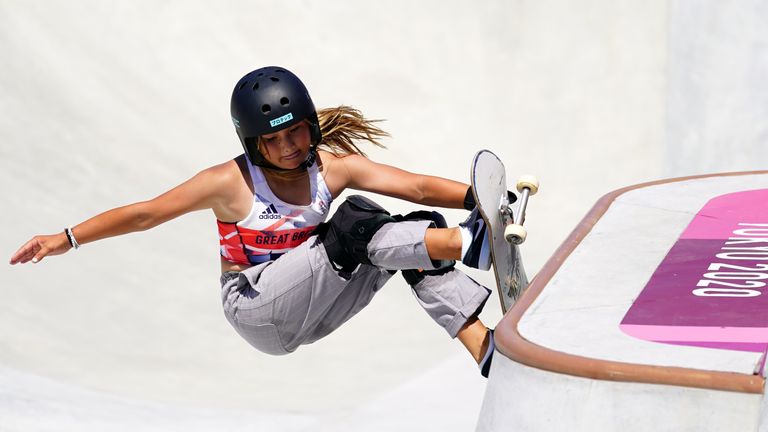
[620,189,768,364]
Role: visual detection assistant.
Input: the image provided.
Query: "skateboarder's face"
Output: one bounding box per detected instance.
[258,121,312,169]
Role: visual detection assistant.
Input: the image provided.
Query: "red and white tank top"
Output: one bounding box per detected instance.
[217,158,333,265]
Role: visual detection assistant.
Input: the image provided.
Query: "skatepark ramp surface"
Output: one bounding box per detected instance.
[2,1,768,431]
[0,365,314,432]
[478,173,768,431]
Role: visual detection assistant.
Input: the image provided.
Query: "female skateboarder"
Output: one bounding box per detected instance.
[9,66,497,377]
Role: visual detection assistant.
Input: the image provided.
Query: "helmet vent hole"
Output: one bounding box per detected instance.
[261,104,271,114]
[275,69,285,73]
[280,97,290,106]
[257,73,264,77]
[252,82,260,91]
[239,81,249,90]
[270,77,280,82]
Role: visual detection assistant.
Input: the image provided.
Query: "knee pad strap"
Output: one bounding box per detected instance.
[395,209,457,286]
[393,210,448,229]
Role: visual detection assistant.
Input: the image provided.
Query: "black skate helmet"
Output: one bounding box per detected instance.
[230,66,322,169]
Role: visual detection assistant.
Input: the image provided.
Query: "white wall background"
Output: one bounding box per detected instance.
[0,1,765,430]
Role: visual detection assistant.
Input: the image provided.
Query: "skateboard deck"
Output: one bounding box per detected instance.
[470,150,529,313]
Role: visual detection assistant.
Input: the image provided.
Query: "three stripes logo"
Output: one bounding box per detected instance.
[259,204,282,220]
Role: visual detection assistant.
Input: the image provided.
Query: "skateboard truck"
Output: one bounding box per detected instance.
[504,175,539,245]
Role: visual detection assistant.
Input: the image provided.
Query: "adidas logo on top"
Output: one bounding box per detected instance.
[259,204,282,220]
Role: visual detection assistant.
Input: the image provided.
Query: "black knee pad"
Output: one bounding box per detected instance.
[395,210,457,286]
[316,195,396,275]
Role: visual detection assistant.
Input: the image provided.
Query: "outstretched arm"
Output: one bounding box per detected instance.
[330,153,468,209]
[10,164,232,265]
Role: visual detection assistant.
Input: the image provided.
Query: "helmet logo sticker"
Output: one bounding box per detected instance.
[269,112,293,128]
[231,116,241,128]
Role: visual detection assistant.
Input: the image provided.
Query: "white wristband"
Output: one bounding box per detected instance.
[65,227,80,250]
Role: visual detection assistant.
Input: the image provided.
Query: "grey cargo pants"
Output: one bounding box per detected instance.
[219,220,490,355]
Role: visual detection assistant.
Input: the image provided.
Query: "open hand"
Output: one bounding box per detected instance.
[9,233,72,265]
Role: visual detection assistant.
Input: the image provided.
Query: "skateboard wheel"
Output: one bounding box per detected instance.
[505,224,527,245]
[516,175,539,195]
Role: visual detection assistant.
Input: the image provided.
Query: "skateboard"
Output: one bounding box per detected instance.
[470,150,538,313]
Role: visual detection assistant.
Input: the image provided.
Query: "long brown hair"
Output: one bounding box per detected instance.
[316,105,389,156]
[256,106,389,180]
